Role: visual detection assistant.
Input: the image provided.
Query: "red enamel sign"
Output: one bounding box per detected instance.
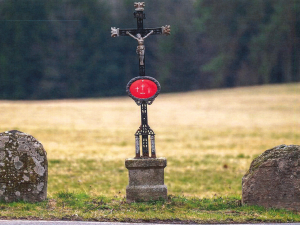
[129,79,158,99]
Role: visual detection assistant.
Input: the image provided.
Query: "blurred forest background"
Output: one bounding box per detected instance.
[0,0,299,100]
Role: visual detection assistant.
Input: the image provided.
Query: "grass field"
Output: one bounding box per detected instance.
[0,83,300,222]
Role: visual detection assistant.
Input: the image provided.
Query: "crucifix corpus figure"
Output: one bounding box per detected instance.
[126,30,153,66]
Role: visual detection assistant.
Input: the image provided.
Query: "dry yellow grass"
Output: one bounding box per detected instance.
[0,83,299,197]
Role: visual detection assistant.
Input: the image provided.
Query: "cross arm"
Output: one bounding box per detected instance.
[141,28,164,36]
[111,25,170,37]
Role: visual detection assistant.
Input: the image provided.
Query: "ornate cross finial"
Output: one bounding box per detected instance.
[134,2,145,11]
[162,25,171,36]
[111,27,119,37]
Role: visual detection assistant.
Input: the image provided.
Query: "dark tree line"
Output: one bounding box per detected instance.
[196,0,300,88]
[0,0,299,100]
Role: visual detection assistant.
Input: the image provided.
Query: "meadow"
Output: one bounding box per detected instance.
[0,83,300,222]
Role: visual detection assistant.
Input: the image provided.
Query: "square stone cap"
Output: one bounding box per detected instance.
[125,157,167,169]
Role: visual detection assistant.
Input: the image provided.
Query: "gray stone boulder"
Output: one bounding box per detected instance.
[0,130,48,202]
[242,145,300,210]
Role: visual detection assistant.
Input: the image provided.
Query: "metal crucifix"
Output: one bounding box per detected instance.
[111,2,170,159]
[111,2,170,76]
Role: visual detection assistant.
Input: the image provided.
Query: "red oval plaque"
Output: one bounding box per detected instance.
[129,79,158,99]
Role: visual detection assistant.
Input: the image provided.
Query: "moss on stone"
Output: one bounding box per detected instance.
[244,145,300,177]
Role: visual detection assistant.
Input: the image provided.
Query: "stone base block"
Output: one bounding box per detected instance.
[125,157,167,203]
[126,185,167,203]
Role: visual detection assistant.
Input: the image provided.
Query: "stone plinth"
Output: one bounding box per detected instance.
[0,130,48,203]
[242,145,300,211]
[125,157,167,203]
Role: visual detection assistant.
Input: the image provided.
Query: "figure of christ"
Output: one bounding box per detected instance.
[126,30,154,66]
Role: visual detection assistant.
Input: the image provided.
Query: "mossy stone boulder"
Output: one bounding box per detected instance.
[242,145,300,210]
[0,130,47,202]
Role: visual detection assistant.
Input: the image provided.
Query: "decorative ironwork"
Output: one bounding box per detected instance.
[162,25,171,35]
[134,102,156,158]
[111,2,170,158]
[134,2,145,11]
[126,76,161,106]
[110,27,119,37]
[135,135,140,158]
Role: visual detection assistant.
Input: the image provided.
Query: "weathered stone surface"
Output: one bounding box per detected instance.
[125,157,167,203]
[242,145,300,210]
[0,130,47,202]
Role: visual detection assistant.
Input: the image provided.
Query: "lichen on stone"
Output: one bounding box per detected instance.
[0,130,48,203]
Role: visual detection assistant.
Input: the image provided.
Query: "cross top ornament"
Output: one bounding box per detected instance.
[134,2,145,11]
[111,2,170,159]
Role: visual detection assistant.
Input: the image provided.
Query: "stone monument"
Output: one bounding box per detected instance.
[242,145,300,211]
[111,2,170,202]
[0,130,47,202]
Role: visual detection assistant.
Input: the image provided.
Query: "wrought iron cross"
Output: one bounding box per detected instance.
[111,2,170,158]
[111,2,170,76]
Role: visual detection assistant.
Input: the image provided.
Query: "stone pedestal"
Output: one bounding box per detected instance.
[125,157,167,203]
